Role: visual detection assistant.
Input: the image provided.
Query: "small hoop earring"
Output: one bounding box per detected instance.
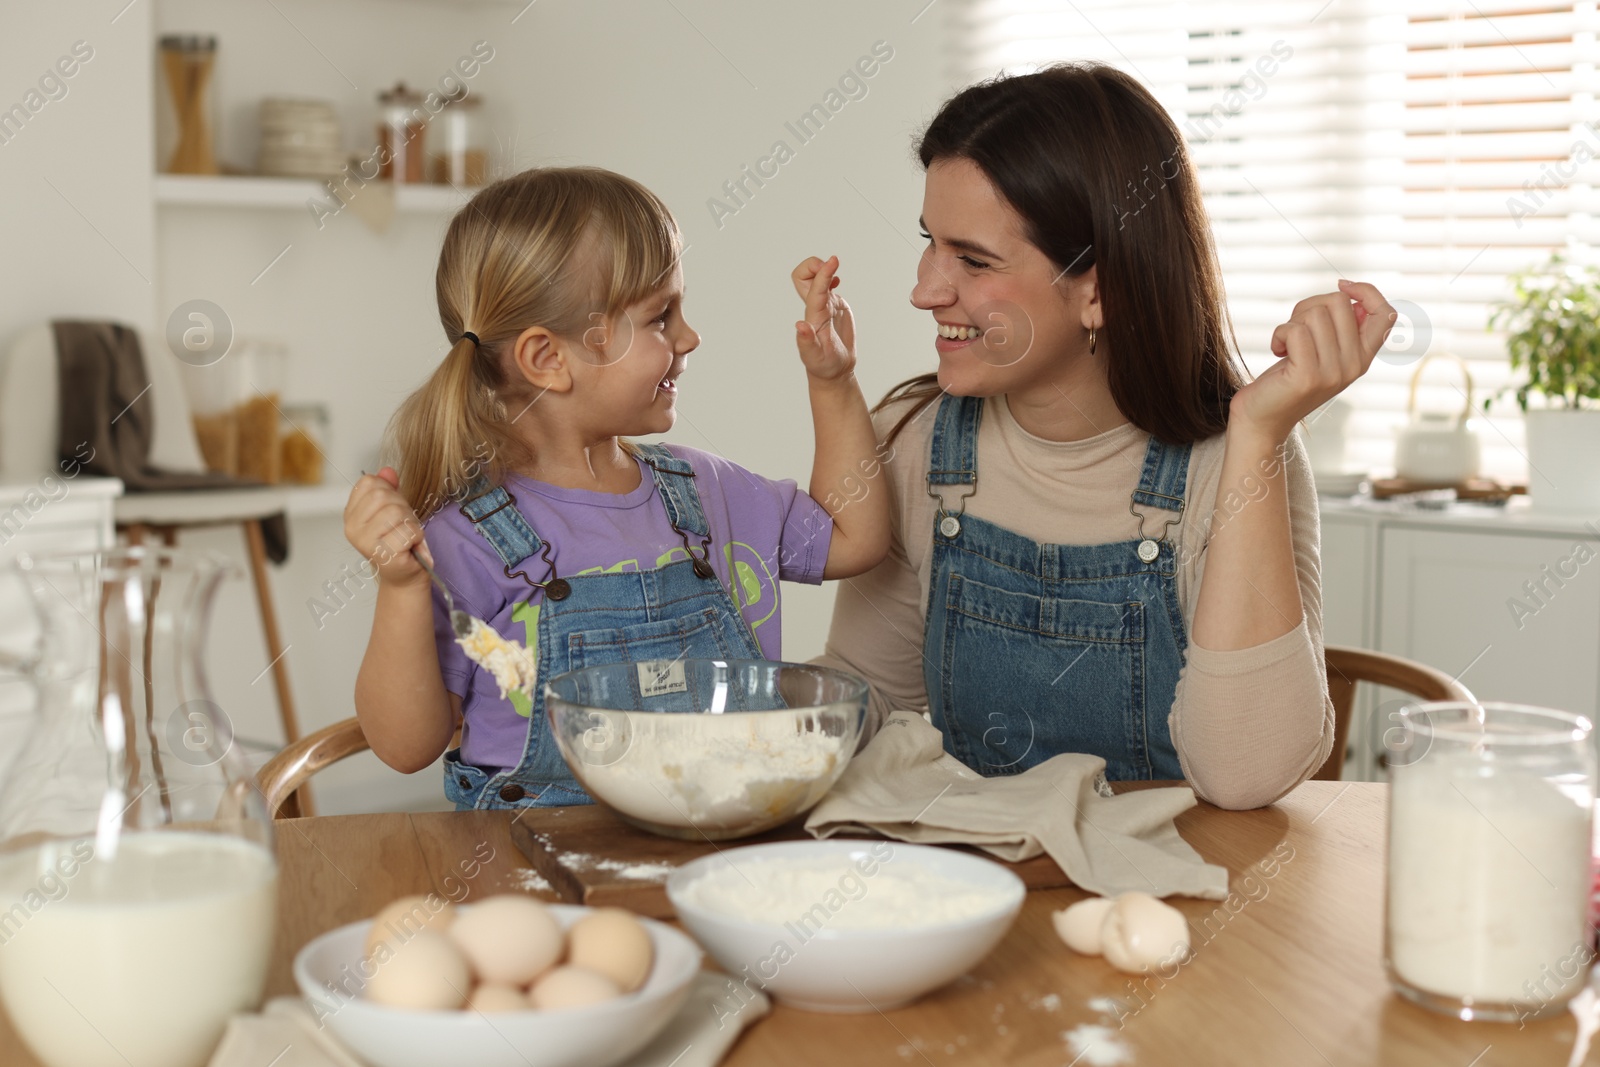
[1088,325,1097,356]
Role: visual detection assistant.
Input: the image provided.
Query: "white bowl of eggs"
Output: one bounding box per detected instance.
[293,894,701,1067]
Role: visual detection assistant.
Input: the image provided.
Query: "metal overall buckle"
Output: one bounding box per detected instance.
[1128,497,1184,564]
[640,456,717,581]
[927,479,978,539]
[459,486,571,601]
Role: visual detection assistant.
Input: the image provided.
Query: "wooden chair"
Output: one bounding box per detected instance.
[258,717,372,818]
[258,718,463,818]
[256,646,1474,816]
[1316,644,1475,781]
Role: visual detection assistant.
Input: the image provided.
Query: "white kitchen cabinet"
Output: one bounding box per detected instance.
[1320,497,1600,781]
[0,478,123,778]
[1318,512,1378,777]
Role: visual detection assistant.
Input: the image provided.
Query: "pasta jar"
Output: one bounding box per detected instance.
[430,90,487,187]
[278,403,329,485]
[1386,701,1596,1022]
[377,82,427,183]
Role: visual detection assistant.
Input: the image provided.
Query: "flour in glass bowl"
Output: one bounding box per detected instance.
[579,711,850,827]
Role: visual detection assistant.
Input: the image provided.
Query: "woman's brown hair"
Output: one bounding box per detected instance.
[879,62,1245,446]
[388,166,680,518]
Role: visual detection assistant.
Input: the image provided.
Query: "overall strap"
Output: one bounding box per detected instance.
[631,443,711,538]
[458,475,544,568]
[926,394,983,486]
[1131,435,1193,512]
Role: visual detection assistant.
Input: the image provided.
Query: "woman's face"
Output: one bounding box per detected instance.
[911,157,1099,398]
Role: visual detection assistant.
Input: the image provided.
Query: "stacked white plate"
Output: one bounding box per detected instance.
[258,97,345,177]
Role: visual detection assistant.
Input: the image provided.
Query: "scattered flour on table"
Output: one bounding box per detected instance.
[579,714,848,825]
[510,868,552,893]
[550,850,675,882]
[1087,996,1123,1016]
[1029,992,1061,1012]
[673,855,1012,929]
[1064,1024,1133,1065]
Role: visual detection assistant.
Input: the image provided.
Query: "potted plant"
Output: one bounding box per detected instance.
[1486,251,1600,513]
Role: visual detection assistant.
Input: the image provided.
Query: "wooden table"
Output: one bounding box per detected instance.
[0,781,1591,1066]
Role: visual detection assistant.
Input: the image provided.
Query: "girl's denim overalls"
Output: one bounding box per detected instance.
[442,444,762,810]
[921,396,1192,781]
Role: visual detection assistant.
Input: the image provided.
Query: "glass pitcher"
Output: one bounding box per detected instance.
[0,547,277,1067]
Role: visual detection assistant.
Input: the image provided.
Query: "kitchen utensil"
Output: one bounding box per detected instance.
[258,97,344,178]
[544,660,866,841]
[413,548,474,639]
[1394,352,1482,484]
[1386,701,1595,1022]
[293,904,701,1067]
[0,547,276,1067]
[159,35,219,174]
[377,82,428,184]
[666,839,1024,1012]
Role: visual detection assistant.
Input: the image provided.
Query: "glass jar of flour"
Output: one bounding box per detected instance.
[1386,701,1595,1022]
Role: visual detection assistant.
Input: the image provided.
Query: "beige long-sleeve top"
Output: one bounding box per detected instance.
[813,393,1334,811]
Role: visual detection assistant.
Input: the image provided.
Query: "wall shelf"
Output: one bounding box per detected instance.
[154,174,479,212]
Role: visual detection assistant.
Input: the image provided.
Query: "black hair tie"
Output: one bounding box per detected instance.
[461,331,480,347]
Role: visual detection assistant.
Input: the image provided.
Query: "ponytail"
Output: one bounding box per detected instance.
[392,335,523,518]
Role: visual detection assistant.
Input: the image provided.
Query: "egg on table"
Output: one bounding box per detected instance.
[1052,896,1114,956]
[1052,891,1191,974]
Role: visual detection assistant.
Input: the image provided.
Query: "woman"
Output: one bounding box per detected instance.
[816,62,1395,810]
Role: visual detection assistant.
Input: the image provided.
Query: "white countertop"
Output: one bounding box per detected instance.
[1319,491,1600,537]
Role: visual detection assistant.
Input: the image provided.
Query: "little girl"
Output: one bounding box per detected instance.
[343,166,889,810]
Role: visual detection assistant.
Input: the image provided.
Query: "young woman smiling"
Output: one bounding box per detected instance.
[815,62,1397,810]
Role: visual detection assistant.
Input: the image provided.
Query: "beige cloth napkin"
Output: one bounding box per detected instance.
[209,973,770,1067]
[805,711,1230,900]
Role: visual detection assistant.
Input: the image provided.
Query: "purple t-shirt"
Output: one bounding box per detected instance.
[424,443,833,772]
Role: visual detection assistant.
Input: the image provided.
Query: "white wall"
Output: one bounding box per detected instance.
[0,0,956,813]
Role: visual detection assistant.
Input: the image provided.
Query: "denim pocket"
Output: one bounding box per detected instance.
[442,747,488,808]
[938,574,1146,777]
[565,608,740,712]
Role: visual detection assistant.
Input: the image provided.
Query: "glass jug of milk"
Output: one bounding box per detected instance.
[0,547,277,1067]
[1386,701,1595,1022]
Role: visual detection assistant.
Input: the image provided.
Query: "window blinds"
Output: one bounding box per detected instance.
[955,0,1597,482]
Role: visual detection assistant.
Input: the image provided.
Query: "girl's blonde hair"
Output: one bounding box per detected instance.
[389,166,681,518]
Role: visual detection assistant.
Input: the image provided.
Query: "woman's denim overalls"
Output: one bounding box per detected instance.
[442,444,762,810]
[921,396,1192,781]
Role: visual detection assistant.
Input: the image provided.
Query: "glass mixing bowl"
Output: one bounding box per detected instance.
[545,660,868,840]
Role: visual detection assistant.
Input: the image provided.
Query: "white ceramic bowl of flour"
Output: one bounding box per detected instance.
[667,840,1026,1012]
[546,660,867,840]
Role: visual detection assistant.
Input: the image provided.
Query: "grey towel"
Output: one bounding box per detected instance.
[52,320,289,562]
[805,711,1230,900]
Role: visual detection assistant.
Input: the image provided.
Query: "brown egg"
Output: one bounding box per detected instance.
[448,894,564,985]
[528,966,621,1010]
[366,929,470,1010]
[465,983,530,1013]
[566,908,654,993]
[365,894,456,958]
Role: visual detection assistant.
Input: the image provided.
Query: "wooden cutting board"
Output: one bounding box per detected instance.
[508,804,1075,919]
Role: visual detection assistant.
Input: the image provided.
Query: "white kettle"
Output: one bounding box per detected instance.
[1394,352,1482,485]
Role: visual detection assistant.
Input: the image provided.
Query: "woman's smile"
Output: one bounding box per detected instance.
[935,320,982,352]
